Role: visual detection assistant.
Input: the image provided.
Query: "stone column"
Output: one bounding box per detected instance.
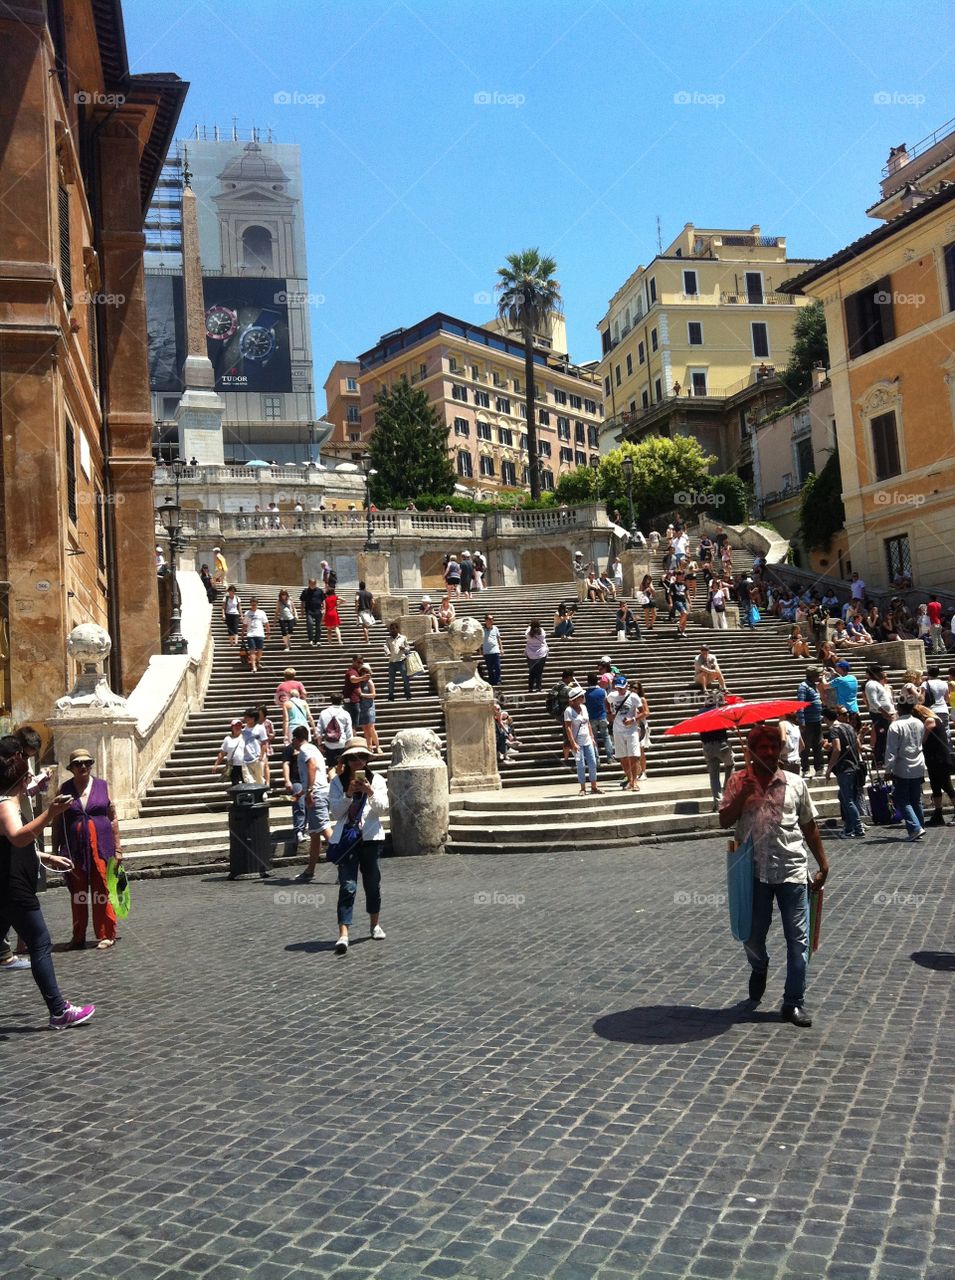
[358,550,391,595]
[387,728,449,856]
[620,550,650,597]
[440,618,501,794]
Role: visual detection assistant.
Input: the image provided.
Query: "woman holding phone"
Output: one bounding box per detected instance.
[0,741,95,1029]
[328,737,389,956]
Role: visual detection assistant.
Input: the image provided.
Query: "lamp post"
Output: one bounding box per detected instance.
[621,453,636,533]
[158,457,189,655]
[361,453,379,551]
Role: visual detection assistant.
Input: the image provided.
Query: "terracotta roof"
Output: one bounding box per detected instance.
[780,183,955,293]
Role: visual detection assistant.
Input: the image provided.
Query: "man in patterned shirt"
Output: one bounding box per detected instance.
[719,723,830,1027]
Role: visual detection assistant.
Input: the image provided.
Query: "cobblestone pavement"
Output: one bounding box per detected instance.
[2,831,954,1279]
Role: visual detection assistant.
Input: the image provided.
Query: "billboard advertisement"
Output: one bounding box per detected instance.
[146,274,184,392]
[203,277,292,392]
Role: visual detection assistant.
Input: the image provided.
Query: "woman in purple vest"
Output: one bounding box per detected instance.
[52,749,123,950]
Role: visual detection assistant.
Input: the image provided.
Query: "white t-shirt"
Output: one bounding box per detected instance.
[865,679,895,716]
[850,579,866,600]
[564,704,594,748]
[219,733,246,765]
[318,706,352,748]
[781,721,801,763]
[244,609,268,638]
[223,594,241,615]
[297,741,328,798]
[694,653,719,674]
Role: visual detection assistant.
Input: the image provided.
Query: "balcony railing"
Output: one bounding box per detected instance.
[719,291,796,305]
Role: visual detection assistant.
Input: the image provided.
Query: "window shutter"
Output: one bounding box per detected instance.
[58,185,73,308]
[875,275,894,343]
[844,294,862,360]
[65,420,77,522]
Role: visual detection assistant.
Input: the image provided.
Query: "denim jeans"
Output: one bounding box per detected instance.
[836,769,864,834]
[527,656,547,692]
[891,775,925,835]
[305,611,322,644]
[6,904,65,1016]
[702,740,734,801]
[575,743,598,786]
[388,659,411,700]
[744,880,809,1007]
[290,786,306,837]
[592,718,615,762]
[484,652,501,685]
[336,840,382,925]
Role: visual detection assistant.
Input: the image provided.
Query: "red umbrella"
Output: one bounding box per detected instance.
[665,698,810,748]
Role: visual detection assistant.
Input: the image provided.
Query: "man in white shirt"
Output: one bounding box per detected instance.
[292,725,333,881]
[694,645,726,692]
[242,596,270,672]
[672,531,689,568]
[850,572,866,603]
[864,662,896,766]
[241,709,267,784]
[317,697,353,769]
[564,686,600,796]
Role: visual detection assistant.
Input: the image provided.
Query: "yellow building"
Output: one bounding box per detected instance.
[596,223,816,470]
[322,360,363,463]
[357,314,603,495]
[782,153,955,592]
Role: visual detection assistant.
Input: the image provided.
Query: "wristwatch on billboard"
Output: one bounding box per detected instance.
[238,309,282,362]
[204,304,238,341]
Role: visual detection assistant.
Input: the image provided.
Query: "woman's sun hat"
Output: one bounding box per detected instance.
[340,737,374,760]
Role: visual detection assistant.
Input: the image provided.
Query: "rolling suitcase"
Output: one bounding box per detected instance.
[867,769,894,825]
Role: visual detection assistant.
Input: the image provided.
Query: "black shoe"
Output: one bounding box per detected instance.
[928,811,945,826]
[781,1004,812,1027]
[748,969,767,1003]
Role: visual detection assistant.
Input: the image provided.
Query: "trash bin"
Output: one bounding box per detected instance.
[228,783,272,879]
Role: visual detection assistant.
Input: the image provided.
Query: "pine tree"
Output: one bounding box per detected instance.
[367,379,456,507]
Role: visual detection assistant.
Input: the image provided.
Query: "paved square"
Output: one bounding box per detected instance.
[2,831,954,1279]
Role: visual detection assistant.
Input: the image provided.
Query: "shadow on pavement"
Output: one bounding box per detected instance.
[593,1002,776,1044]
[285,938,369,954]
[911,951,955,971]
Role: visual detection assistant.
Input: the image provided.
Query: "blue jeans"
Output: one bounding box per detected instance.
[7,904,65,1017]
[305,612,322,644]
[337,840,382,926]
[592,718,614,763]
[744,880,809,1007]
[836,770,863,834]
[892,775,925,835]
[576,743,598,786]
[290,786,306,837]
[484,652,501,685]
[388,659,411,700]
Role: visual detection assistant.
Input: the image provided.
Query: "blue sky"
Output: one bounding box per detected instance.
[125,0,953,392]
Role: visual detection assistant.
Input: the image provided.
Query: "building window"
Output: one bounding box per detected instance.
[557,417,570,441]
[638,340,645,365]
[479,455,495,477]
[574,422,585,444]
[626,353,633,376]
[795,437,815,483]
[541,469,555,491]
[263,395,282,420]
[498,426,513,446]
[584,399,597,414]
[871,410,901,480]
[655,378,664,402]
[575,450,587,466]
[554,389,567,405]
[751,322,770,359]
[538,409,550,425]
[65,420,77,523]
[513,380,522,394]
[349,432,361,443]
[471,365,479,380]
[454,417,470,437]
[559,446,573,464]
[690,370,707,396]
[588,425,600,447]
[346,405,360,424]
[452,384,468,402]
[569,394,582,410]
[241,225,274,272]
[642,389,649,409]
[477,420,492,441]
[419,362,427,379]
[651,329,658,352]
[496,396,511,413]
[457,451,473,478]
[539,440,552,458]
[845,278,895,358]
[683,269,698,296]
[474,390,490,408]
[885,533,911,583]
[615,365,621,386]
[519,433,528,451]
[648,277,657,304]
[346,376,358,391]
[501,460,517,486]
[688,322,703,346]
[94,488,107,572]
[745,272,763,304]
[604,375,611,396]
[518,403,527,419]
[945,241,955,310]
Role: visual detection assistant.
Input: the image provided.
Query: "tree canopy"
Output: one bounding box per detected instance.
[555,435,717,525]
[782,300,829,399]
[799,449,845,550]
[366,379,455,507]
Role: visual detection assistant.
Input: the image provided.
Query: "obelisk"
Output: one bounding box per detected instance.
[174,160,225,465]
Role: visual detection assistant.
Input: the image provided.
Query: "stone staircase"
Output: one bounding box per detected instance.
[115,549,880,867]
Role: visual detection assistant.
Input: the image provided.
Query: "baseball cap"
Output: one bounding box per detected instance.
[836,660,850,672]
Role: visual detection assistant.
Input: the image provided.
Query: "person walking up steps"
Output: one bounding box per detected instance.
[330,738,389,955]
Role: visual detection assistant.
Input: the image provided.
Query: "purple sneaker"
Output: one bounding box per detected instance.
[48,1001,96,1031]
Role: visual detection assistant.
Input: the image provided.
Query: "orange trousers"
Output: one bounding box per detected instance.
[67,823,117,943]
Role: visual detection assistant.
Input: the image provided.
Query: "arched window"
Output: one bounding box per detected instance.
[241,225,273,271]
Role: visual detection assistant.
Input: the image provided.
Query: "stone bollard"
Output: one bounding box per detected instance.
[388,728,449,857]
[440,618,501,793]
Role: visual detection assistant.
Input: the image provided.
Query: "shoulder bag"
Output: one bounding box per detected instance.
[326,795,367,866]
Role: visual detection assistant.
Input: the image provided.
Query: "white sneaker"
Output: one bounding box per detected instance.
[297,832,310,844]
[334,936,349,955]
[371,924,386,940]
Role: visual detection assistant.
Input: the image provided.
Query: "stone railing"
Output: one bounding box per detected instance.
[696,515,790,565]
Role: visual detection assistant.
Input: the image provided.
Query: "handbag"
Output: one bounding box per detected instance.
[406,649,424,677]
[325,795,367,866]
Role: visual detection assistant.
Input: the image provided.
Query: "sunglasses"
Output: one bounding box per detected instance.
[70,761,93,769]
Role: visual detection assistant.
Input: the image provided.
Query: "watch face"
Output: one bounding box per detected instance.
[205,304,238,340]
[239,325,276,361]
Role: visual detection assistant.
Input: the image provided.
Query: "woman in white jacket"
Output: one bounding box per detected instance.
[329,737,389,955]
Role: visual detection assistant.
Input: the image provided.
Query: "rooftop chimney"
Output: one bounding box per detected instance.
[811,362,827,392]
[886,144,909,175]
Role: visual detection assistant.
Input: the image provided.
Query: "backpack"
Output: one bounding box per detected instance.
[324,713,343,745]
[546,683,564,718]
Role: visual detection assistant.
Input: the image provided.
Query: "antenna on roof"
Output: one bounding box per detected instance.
[656,215,663,254]
[231,116,238,142]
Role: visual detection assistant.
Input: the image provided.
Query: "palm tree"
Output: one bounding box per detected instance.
[495,250,562,500]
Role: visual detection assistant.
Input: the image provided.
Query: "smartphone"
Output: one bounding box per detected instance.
[353,769,367,785]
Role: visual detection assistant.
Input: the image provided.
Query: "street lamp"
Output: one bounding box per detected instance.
[621,453,636,533]
[158,456,188,655]
[361,453,379,551]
